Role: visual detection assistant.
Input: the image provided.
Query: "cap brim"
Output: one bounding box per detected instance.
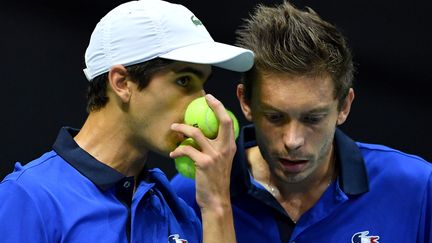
[159,42,254,72]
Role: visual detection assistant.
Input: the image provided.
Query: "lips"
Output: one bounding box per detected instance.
[279,158,308,173]
[174,132,187,146]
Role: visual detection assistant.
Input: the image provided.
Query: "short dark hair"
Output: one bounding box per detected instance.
[236,1,354,110]
[86,58,174,112]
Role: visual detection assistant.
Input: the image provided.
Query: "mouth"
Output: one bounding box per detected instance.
[278,158,308,173]
[173,132,187,146]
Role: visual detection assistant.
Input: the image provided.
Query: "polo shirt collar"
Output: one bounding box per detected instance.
[231,125,369,197]
[52,126,126,191]
[230,125,254,196]
[334,128,369,195]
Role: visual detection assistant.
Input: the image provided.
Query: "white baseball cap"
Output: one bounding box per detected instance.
[83,0,254,81]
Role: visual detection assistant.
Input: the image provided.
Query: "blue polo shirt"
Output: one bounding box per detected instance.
[0,127,202,243]
[171,125,432,243]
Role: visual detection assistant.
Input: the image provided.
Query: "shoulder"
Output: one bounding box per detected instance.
[1,150,80,204]
[357,142,431,169]
[357,142,432,185]
[2,150,64,186]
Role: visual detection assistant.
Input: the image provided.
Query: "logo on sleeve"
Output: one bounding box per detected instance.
[168,234,188,243]
[351,231,380,243]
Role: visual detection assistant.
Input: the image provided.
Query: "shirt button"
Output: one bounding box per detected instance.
[123,181,131,188]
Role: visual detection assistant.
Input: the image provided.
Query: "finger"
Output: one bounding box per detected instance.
[169,142,200,159]
[169,139,213,169]
[170,123,209,150]
[204,94,235,142]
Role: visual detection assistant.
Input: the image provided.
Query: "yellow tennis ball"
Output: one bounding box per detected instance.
[174,138,199,179]
[184,97,218,139]
[184,97,240,139]
[227,110,240,139]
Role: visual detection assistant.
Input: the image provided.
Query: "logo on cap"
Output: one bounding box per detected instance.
[191,15,203,26]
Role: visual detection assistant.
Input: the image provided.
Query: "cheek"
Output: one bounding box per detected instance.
[254,123,281,155]
[308,113,338,142]
[255,131,271,147]
[253,118,273,139]
[312,126,335,158]
[152,101,184,127]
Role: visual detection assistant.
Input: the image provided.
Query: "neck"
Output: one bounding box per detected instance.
[246,146,271,184]
[74,110,148,177]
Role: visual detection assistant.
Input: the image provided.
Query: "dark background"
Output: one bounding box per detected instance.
[1,0,431,180]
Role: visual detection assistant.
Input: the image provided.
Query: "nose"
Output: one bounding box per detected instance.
[192,89,206,100]
[282,122,305,151]
[185,90,206,106]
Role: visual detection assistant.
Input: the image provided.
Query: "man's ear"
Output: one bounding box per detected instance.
[237,84,253,122]
[108,65,132,103]
[337,88,355,125]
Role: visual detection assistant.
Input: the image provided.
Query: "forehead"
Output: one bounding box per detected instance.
[253,71,336,109]
[258,71,333,96]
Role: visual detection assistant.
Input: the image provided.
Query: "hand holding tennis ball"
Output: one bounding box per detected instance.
[175,96,240,179]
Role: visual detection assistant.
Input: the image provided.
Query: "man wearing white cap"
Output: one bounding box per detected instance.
[0,0,254,242]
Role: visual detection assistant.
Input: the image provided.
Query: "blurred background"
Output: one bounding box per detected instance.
[1,0,431,180]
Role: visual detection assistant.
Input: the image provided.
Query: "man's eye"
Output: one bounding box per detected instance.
[176,77,190,87]
[303,115,323,124]
[265,113,283,123]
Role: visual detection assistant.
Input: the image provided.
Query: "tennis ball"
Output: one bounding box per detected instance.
[184,97,218,139]
[174,138,198,179]
[227,110,240,139]
[184,96,240,139]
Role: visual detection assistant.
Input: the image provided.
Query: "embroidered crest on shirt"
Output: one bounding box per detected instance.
[168,234,188,243]
[351,231,380,243]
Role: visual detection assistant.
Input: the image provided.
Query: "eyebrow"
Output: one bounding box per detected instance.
[307,107,331,113]
[259,102,331,114]
[173,67,210,80]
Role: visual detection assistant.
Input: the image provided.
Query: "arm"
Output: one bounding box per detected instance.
[170,94,236,243]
